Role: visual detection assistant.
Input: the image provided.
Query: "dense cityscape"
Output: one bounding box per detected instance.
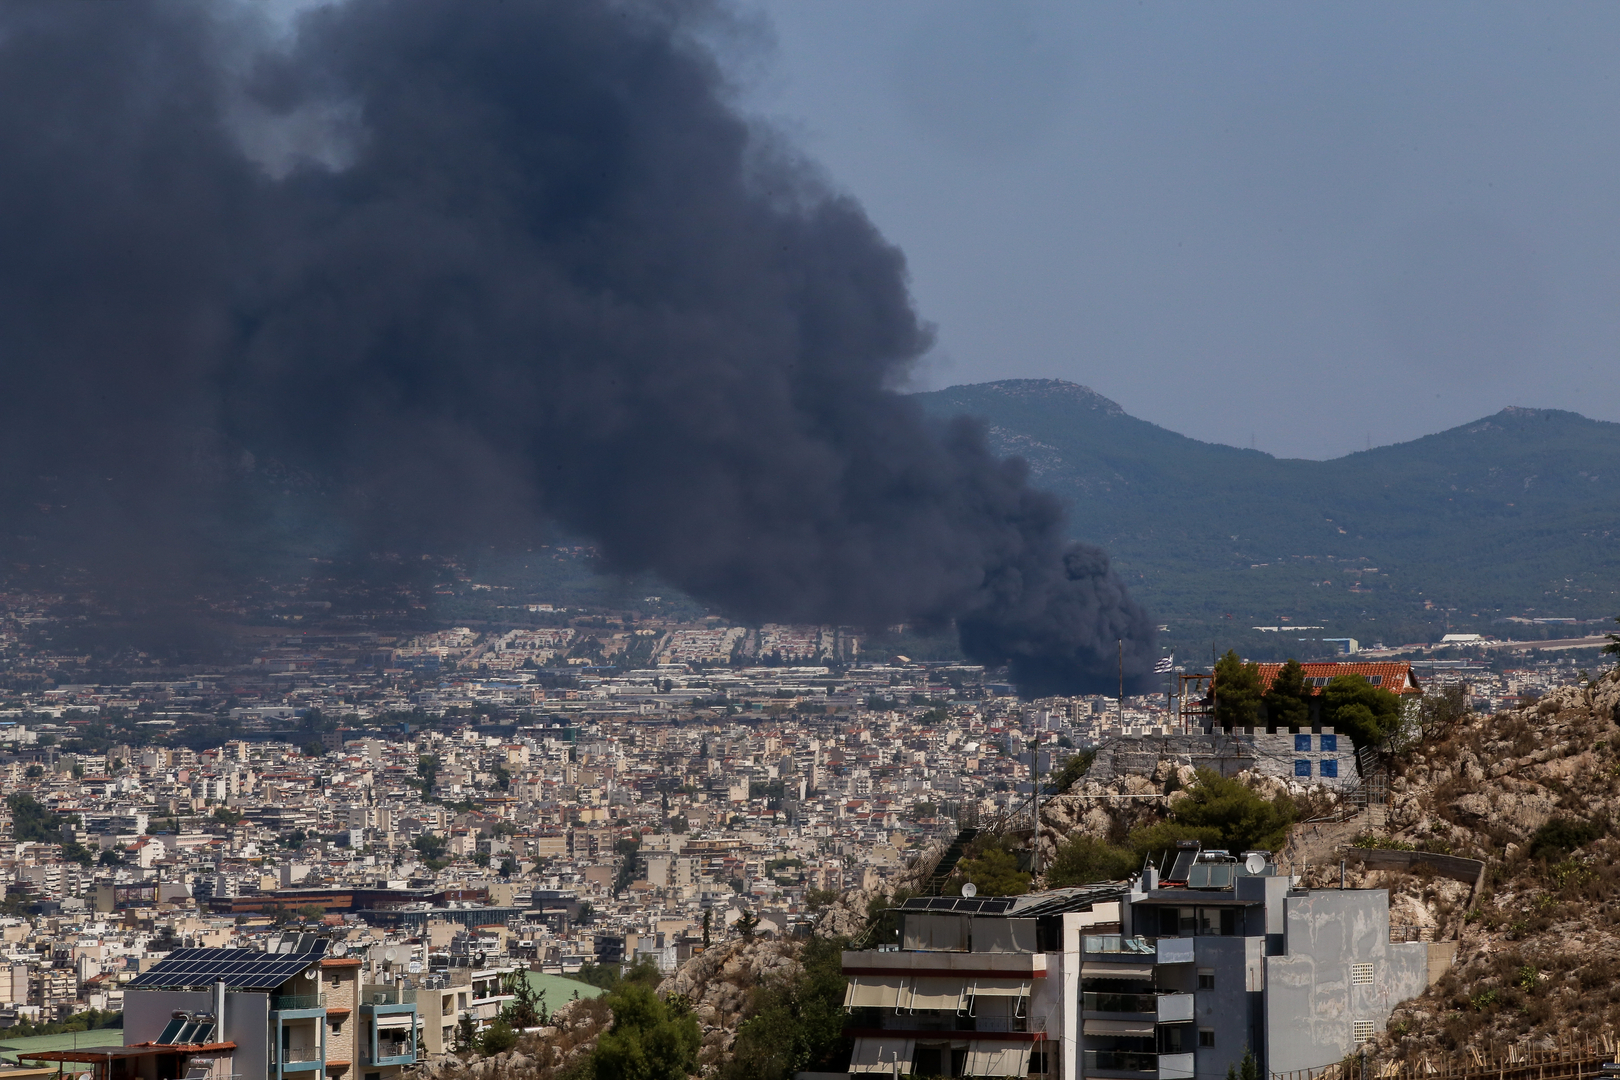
[0,583,1602,1060]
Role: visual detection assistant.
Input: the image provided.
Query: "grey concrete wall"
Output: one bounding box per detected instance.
[228,991,270,1077]
[122,989,269,1076]
[1086,733,1358,791]
[124,989,214,1045]
[1189,936,1266,1080]
[1263,891,1428,1075]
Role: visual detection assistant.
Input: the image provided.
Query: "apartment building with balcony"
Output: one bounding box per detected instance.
[839,844,1431,1080]
[19,937,419,1080]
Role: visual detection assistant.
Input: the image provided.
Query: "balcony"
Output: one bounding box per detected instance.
[369,1036,415,1068]
[361,985,419,1006]
[1084,1050,1196,1080]
[1082,936,1195,967]
[1082,992,1195,1023]
[271,994,327,1014]
[274,1049,324,1073]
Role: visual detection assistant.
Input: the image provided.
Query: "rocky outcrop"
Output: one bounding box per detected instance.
[658,937,802,1064]
[1356,669,1620,1060]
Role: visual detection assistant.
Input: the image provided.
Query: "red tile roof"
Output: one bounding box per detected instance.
[1255,661,1421,696]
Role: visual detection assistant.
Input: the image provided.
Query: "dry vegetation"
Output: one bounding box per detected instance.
[1362,670,1620,1062]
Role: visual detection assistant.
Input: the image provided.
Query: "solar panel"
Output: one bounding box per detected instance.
[129,948,321,991]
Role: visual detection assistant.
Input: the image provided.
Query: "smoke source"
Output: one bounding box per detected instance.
[0,0,1154,695]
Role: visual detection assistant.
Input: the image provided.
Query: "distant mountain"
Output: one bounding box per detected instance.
[915,379,1620,658]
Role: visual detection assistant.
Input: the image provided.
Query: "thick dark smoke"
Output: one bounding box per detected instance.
[0,0,1154,695]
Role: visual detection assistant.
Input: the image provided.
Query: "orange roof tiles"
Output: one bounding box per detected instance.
[1254,661,1421,696]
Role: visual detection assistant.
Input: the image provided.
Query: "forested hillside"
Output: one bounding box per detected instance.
[915,380,1620,659]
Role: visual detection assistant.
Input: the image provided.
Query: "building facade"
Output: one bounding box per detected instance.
[840,845,1432,1080]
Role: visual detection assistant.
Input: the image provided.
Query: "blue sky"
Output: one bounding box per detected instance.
[740,2,1620,458]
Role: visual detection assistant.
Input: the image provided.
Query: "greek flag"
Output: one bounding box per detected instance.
[1153,655,1174,673]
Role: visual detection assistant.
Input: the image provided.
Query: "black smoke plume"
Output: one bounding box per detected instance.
[0,0,1154,695]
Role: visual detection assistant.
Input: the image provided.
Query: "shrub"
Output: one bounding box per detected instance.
[1528,817,1604,860]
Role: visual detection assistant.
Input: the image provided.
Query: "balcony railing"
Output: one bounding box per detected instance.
[274,1048,323,1066]
[271,994,326,1012]
[1082,935,1195,966]
[1084,1050,1195,1080]
[1084,935,1157,955]
[1084,992,1157,1014]
[372,1039,414,1065]
[1085,1050,1158,1074]
[972,1015,1046,1034]
[1082,992,1195,1023]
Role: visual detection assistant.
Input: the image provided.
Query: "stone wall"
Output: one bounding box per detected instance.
[1085,729,1359,791]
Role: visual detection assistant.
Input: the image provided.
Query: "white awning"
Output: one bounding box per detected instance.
[850,1037,915,1074]
[374,1014,414,1030]
[1080,963,1155,980]
[964,1042,1030,1077]
[845,976,908,1010]
[906,978,966,1012]
[969,980,1030,999]
[1084,1018,1156,1037]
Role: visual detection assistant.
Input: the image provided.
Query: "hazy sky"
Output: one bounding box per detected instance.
[742,2,1620,459]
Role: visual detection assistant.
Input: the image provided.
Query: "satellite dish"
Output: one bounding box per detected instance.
[1244,853,1266,875]
[331,943,348,958]
[961,882,978,898]
[385,948,399,962]
[304,968,318,981]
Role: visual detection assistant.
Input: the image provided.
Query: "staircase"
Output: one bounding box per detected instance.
[923,827,979,895]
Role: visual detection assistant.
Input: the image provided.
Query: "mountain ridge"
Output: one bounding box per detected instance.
[914,379,1620,656]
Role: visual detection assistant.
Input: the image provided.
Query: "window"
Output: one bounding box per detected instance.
[1352,963,1374,985]
[1197,970,1214,990]
[1295,734,1312,752]
[1295,760,1311,777]
[1197,908,1237,936]
[1320,760,1338,778]
[1199,1030,1215,1048]
[1353,1021,1375,1044]
[1368,676,1382,686]
[1320,733,1338,751]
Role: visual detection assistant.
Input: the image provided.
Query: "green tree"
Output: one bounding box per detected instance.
[592,984,701,1080]
[480,1018,518,1054]
[718,936,851,1080]
[1150,768,1296,854]
[701,909,711,948]
[501,971,548,1028]
[454,1013,479,1055]
[951,836,1030,896]
[1604,615,1620,656]
[1323,675,1403,750]
[1049,749,1097,793]
[6,794,60,843]
[1214,650,1263,729]
[213,807,247,827]
[1048,768,1297,886]
[302,742,324,758]
[499,856,519,878]
[412,833,448,859]
[736,911,760,941]
[1226,1048,1260,1080]
[1262,659,1311,731]
[416,754,439,795]
[1046,836,1139,888]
